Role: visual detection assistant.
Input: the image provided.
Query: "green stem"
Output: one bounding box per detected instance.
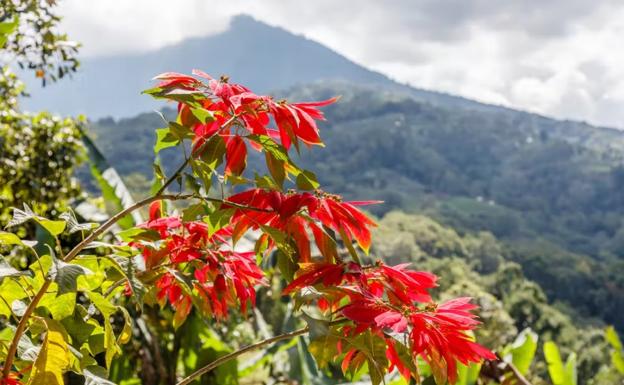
[1,279,51,379]
[176,318,348,385]
[176,326,310,385]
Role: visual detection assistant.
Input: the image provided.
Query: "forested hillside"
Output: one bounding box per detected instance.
[89,81,624,331]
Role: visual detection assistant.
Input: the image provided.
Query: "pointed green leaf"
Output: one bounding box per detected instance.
[154,127,180,154]
[296,170,320,191]
[0,232,23,246]
[509,328,538,375]
[606,326,622,351]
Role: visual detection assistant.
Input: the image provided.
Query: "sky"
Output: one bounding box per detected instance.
[57,0,624,129]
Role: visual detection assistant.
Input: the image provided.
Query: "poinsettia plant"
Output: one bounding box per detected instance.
[0,70,495,385]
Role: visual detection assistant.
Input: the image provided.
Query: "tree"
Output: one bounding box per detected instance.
[1,0,79,85]
[0,5,85,239]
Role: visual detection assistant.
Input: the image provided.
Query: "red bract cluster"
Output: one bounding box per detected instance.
[282,261,496,383]
[134,202,266,321]
[224,188,379,259]
[151,71,337,176]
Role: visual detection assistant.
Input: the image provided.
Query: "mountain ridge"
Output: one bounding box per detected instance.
[21,14,514,119]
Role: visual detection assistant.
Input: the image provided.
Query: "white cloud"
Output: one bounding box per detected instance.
[56,0,624,128]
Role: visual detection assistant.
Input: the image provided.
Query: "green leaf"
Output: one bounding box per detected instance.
[39,291,76,320]
[0,260,27,281]
[190,107,215,124]
[7,205,66,235]
[73,256,106,291]
[612,349,624,374]
[116,307,133,345]
[276,250,298,282]
[37,219,67,236]
[0,279,30,317]
[296,170,320,191]
[105,255,146,310]
[266,152,286,188]
[204,208,234,237]
[509,328,538,375]
[564,352,577,385]
[456,362,481,385]
[0,17,19,35]
[198,134,226,170]
[182,203,207,221]
[154,127,180,154]
[0,232,23,246]
[87,292,117,318]
[52,259,92,295]
[59,210,98,234]
[606,326,623,351]
[301,312,330,340]
[84,366,116,385]
[104,319,121,368]
[308,333,340,368]
[338,227,361,264]
[27,318,71,385]
[0,17,17,48]
[86,292,122,367]
[61,308,97,348]
[117,227,160,243]
[544,341,566,385]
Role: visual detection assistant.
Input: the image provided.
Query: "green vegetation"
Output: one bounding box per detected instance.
[3,4,624,383]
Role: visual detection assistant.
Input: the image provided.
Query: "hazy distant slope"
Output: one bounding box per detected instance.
[22,15,496,118]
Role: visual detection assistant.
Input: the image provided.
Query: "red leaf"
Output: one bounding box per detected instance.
[149,200,162,221]
[225,136,247,176]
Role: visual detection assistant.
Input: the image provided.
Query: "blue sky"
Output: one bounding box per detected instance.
[58,0,624,128]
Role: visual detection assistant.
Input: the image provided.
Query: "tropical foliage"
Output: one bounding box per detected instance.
[2,3,624,385]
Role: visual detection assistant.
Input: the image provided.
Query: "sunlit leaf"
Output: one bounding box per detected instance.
[27,318,71,385]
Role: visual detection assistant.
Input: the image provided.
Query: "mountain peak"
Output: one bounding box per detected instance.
[22,14,496,118]
[229,14,264,29]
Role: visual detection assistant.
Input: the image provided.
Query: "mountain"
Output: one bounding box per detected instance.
[21,14,499,118]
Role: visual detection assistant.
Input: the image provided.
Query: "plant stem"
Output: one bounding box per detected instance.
[176,326,310,385]
[506,361,533,385]
[63,193,192,263]
[1,279,51,379]
[155,115,237,196]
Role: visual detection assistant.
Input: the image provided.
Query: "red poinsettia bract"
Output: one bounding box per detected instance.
[282,261,495,383]
[134,201,266,321]
[224,188,379,259]
[151,70,337,177]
